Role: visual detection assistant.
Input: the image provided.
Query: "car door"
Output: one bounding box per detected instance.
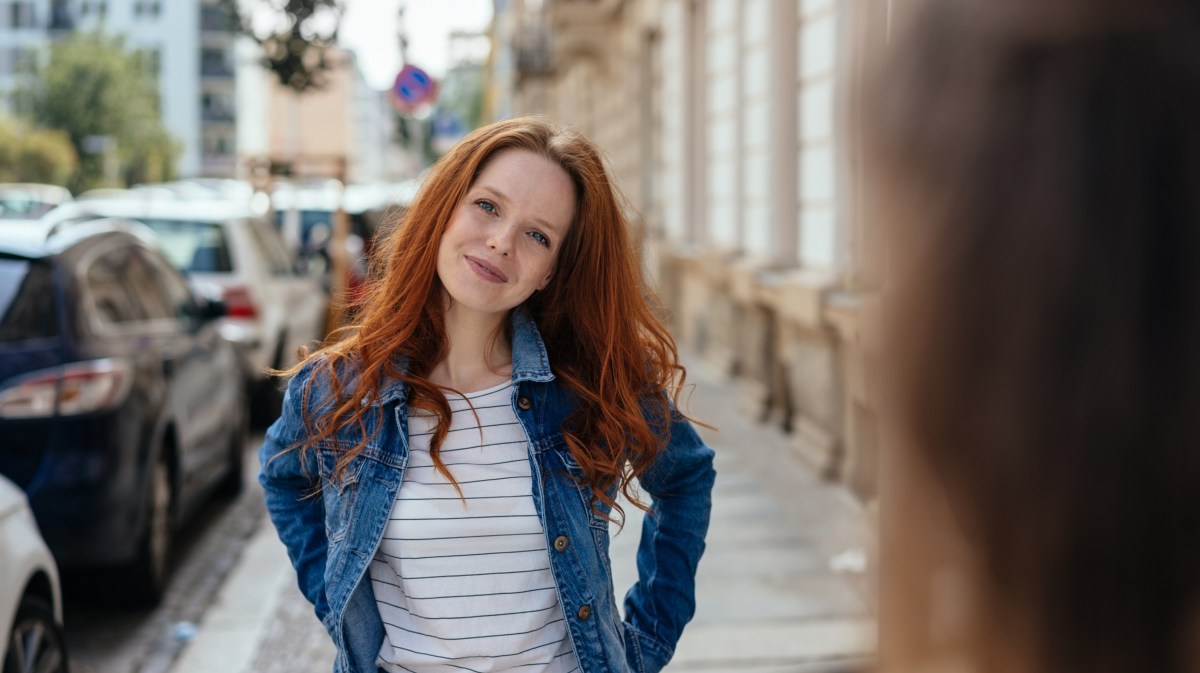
[76,241,173,510]
[125,247,234,504]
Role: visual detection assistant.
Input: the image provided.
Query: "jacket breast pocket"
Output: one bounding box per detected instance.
[556,447,616,533]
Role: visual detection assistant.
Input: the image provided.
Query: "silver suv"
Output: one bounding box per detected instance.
[43,195,329,419]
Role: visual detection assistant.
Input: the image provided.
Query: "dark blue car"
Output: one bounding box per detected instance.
[0,218,247,605]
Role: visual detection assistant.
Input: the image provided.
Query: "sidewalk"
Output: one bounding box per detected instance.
[170,361,876,673]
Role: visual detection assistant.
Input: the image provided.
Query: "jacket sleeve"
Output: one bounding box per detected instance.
[622,407,716,673]
[258,368,330,623]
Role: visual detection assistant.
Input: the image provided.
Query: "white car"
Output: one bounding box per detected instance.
[0,474,67,673]
[43,195,329,419]
[0,183,72,219]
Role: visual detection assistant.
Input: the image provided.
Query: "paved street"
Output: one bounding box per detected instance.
[168,360,876,673]
[63,441,267,673]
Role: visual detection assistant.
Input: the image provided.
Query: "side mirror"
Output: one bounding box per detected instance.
[182,296,227,321]
[197,296,228,320]
[186,280,228,321]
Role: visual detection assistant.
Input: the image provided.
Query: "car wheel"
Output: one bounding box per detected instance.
[3,594,68,673]
[217,388,248,498]
[126,454,173,606]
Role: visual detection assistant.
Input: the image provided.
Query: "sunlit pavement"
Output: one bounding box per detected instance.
[169,357,875,673]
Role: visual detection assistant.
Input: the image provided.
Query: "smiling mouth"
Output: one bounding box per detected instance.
[466,255,508,283]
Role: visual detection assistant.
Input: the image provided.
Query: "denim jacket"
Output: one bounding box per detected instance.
[259,311,716,673]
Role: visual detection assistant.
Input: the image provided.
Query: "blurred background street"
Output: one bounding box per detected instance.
[1,0,885,670]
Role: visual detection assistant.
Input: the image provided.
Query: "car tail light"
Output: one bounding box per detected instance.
[221,285,259,318]
[0,358,133,419]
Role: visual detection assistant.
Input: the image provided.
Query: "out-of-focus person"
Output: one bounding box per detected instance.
[861,1,1200,672]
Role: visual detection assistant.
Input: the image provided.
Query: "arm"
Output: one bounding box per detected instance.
[258,370,331,623]
[622,410,716,673]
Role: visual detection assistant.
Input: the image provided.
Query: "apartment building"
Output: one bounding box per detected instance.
[0,0,241,177]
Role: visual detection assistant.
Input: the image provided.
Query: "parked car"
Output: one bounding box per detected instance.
[0,474,67,673]
[0,218,246,605]
[42,196,329,420]
[0,183,71,220]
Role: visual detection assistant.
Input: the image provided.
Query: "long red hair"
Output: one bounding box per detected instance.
[284,116,686,518]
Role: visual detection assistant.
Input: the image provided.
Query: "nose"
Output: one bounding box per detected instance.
[487,221,517,256]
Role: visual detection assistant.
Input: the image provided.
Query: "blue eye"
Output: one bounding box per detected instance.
[529,231,550,247]
[476,199,497,215]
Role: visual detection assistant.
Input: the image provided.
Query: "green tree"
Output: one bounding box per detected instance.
[14,32,180,191]
[0,116,79,186]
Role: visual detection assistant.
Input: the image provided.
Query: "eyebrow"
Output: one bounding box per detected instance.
[472,185,566,235]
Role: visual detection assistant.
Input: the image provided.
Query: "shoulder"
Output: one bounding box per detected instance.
[282,352,367,416]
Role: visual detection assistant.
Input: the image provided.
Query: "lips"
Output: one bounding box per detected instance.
[465,255,508,283]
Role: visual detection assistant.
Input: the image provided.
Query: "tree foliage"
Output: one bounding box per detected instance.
[14,32,180,191]
[0,116,79,186]
[216,0,345,93]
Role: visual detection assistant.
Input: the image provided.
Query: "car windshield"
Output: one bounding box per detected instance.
[139,219,233,273]
[275,209,334,248]
[0,257,58,343]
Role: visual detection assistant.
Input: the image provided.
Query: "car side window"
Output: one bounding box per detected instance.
[84,244,184,328]
[141,249,195,317]
[246,219,296,276]
[0,258,58,343]
[84,246,148,325]
[123,248,177,320]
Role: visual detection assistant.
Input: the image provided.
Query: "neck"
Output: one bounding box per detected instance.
[430,305,513,392]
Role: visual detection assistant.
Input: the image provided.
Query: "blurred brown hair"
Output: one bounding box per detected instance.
[862,1,1200,671]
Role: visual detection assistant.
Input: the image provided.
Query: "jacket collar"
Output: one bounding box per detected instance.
[377,308,554,405]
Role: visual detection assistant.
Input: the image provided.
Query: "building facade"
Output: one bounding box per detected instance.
[0,0,242,177]
[490,0,894,501]
[236,46,406,185]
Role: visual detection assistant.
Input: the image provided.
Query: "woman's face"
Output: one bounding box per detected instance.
[436,148,576,321]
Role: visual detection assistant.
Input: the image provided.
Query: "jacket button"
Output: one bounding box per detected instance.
[553,535,569,552]
[517,396,532,411]
[577,604,591,620]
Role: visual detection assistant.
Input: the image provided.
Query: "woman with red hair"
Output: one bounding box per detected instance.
[259,117,715,673]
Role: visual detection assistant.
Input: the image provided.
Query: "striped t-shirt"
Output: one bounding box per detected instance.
[370,380,581,673]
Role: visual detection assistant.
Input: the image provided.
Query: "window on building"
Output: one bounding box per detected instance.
[49,0,73,30]
[203,133,235,157]
[0,47,35,75]
[9,2,37,28]
[81,1,108,19]
[201,90,235,121]
[13,46,34,74]
[200,47,230,76]
[133,1,161,18]
[137,47,160,78]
